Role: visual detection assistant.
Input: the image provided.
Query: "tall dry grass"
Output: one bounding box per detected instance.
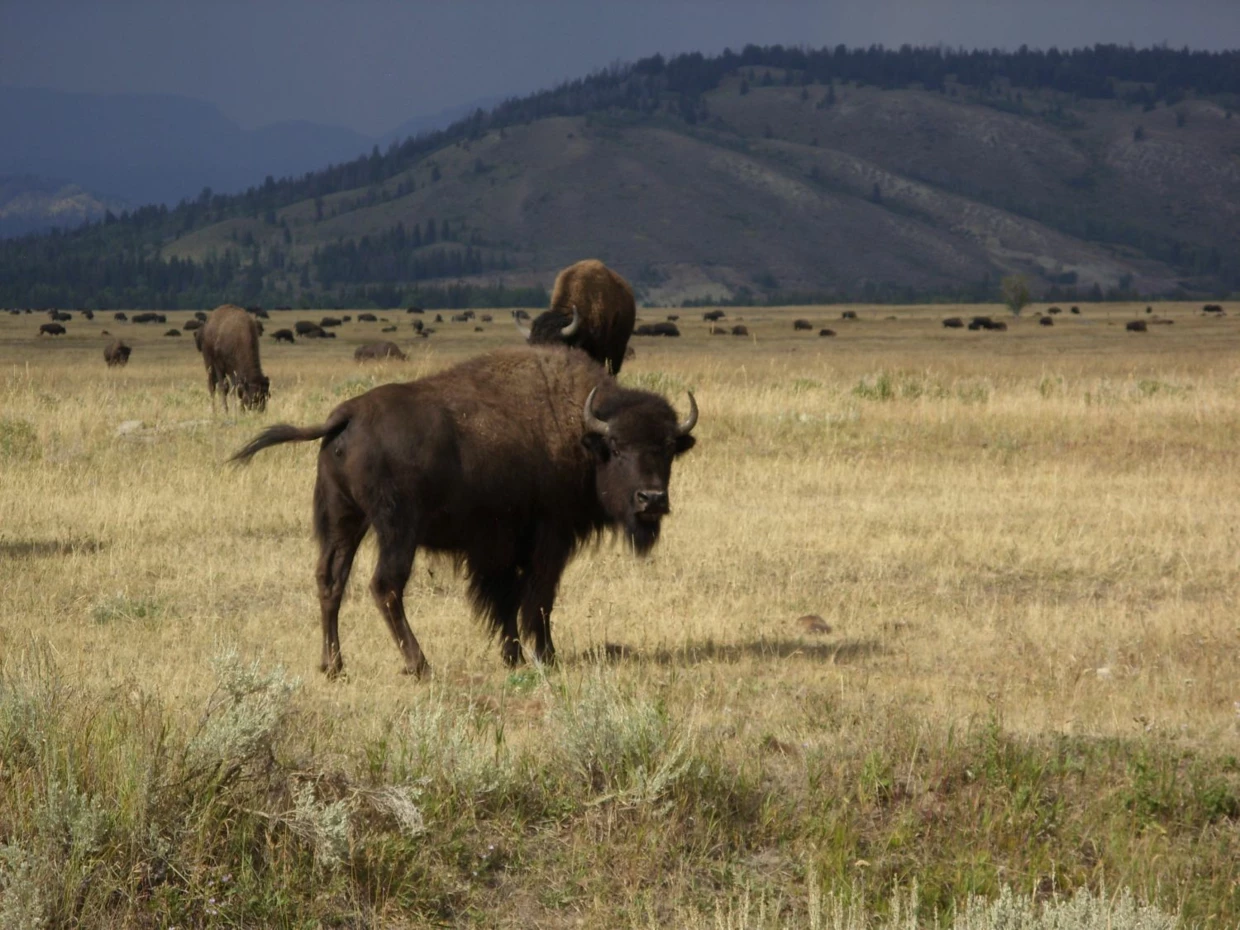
[1,303,1237,927]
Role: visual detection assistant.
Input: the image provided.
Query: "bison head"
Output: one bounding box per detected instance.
[239,376,271,412]
[516,306,580,346]
[581,386,696,555]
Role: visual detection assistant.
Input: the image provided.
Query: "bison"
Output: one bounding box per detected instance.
[818,328,836,337]
[271,329,295,343]
[358,313,378,322]
[841,311,858,320]
[793,319,813,331]
[942,317,964,328]
[407,306,424,314]
[114,312,128,321]
[200,304,270,412]
[1126,320,1148,332]
[39,323,66,336]
[295,321,324,336]
[165,329,181,337]
[702,310,726,322]
[1048,306,1062,315]
[320,316,343,328]
[104,340,131,367]
[230,346,698,678]
[48,310,71,322]
[1039,316,1054,326]
[634,322,680,337]
[183,319,203,331]
[194,311,208,322]
[516,260,637,374]
[1070,306,1081,314]
[81,309,94,320]
[354,341,407,362]
[731,325,749,336]
[132,312,167,324]
[382,326,398,333]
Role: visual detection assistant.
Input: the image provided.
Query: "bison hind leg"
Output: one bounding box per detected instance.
[313,481,369,678]
[369,520,430,678]
[466,566,524,667]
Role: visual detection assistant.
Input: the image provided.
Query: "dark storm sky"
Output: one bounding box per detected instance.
[2,0,1237,136]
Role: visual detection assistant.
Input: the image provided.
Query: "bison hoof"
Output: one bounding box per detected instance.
[321,659,344,680]
[501,640,524,667]
[401,660,431,679]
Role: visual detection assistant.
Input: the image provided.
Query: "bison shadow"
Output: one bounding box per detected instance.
[580,636,885,667]
[0,538,107,559]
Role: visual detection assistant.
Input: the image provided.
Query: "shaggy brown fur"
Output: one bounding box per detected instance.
[230,346,697,679]
[104,340,131,367]
[525,259,636,374]
[200,304,269,412]
[354,341,407,362]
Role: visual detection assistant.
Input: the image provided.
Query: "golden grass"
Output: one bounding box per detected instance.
[2,301,1238,926]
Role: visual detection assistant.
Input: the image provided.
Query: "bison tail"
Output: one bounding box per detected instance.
[229,414,349,465]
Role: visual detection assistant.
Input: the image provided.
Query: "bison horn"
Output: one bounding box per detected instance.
[513,311,531,341]
[560,305,581,338]
[582,386,611,437]
[676,391,698,436]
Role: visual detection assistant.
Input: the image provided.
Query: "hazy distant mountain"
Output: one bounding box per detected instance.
[377,96,506,148]
[0,174,129,237]
[0,86,373,208]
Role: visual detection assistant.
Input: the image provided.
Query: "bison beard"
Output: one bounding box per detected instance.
[230,347,697,678]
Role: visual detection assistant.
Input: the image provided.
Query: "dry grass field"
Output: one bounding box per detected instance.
[1,302,1238,928]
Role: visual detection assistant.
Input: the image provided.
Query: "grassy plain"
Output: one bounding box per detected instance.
[1,302,1238,928]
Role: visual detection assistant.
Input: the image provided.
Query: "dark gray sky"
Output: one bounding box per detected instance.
[3,0,1238,136]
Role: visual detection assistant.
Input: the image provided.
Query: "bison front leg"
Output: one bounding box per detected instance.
[370,522,430,678]
[520,539,571,666]
[467,568,524,667]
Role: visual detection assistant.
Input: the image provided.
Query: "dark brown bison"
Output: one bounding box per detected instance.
[480,314,493,323]
[132,312,167,324]
[711,325,729,335]
[1039,316,1054,326]
[1070,306,1080,314]
[381,325,398,333]
[201,304,270,412]
[1203,304,1225,314]
[194,311,208,321]
[1126,320,1148,332]
[271,329,295,343]
[841,311,858,320]
[164,329,181,337]
[114,312,128,321]
[1048,306,1062,315]
[355,342,407,362]
[517,259,637,374]
[793,319,813,331]
[634,322,680,337]
[942,317,964,328]
[230,347,698,678]
[407,306,424,314]
[320,317,343,328]
[48,310,71,322]
[818,328,836,337]
[451,313,471,323]
[702,310,725,322]
[39,323,65,336]
[183,319,203,331]
[104,340,131,367]
[731,325,749,336]
[294,320,321,336]
[358,313,378,322]
[81,309,94,320]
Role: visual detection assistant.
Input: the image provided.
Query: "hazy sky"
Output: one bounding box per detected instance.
[3,0,1238,136]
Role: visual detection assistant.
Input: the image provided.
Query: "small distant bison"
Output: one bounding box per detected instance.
[1126,320,1148,333]
[132,312,167,324]
[841,310,858,320]
[104,340,131,367]
[381,326,397,332]
[702,310,726,322]
[1039,316,1054,326]
[942,317,964,328]
[320,317,343,328]
[1203,304,1225,314]
[1047,306,1062,315]
[406,306,424,314]
[295,321,323,336]
[635,322,680,337]
[1070,306,1080,314]
[39,323,66,336]
[194,311,208,321]
[81,309,94,320]
[183,319,203,331]
[114,312,128,321]
[793,319,813,331]
[271,329,295,343]
[201,304,270,412]
[818,328,836,337]
[164,329,181,337]
[48,310,71,322]
[358,313,378,322]
[354,341,407,362]
[731,325,749,336]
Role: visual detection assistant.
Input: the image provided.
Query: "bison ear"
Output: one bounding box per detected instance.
[582,433,611,462]
[674,434,696,456]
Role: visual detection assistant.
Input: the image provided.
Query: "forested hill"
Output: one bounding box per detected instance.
[4,43,1239,309]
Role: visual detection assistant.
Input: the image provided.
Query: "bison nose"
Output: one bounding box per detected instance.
[635,490,669,513]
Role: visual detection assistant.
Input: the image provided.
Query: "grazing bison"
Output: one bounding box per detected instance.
[355,341,407,362]
[711,325,729,336]
[1070,306,1080,314]
[183,319,203,331]
[295,320,323,336]
[104,340,131,367]
[194,311,208,321]
[434,314,444,323]
[1039,316,1054,326]
[793,319,813,331]
[114,312,128,321]
[411,320,424,333]
[731,325,749,336]
[271,329,295,343]
[841,311,858,320]
[1126,320,1148,332]
[132,312,167,324]
[480,314,493,323]
[381,325,398,333]
[451,313,471,323]
[81,309,94,320]
[358,313,378,322]
[702,310,726,322]
[1048,306,1062,315]
[407,306,424,314]
[48,310,71,322]
[1203,304,1225,315]
[666,314,679,322]
[819,328,836,337]
[39,323,66,336]
[246,306,269,319]
[634,322,680,337]
[516,260,637,374]
[200,304,270,412]
[942,317,964,328]
[230,347,698,677]
[165,328,182,337]
[320,316,343,328]
[991,321,1008,331]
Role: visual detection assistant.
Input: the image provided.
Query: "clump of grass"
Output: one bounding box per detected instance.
[90,593,167,626]
[0,417,40,460]
[626,370,690,395]
[332,374,378,398]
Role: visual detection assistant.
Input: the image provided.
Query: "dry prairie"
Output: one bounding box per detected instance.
[1,302,1238,927]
